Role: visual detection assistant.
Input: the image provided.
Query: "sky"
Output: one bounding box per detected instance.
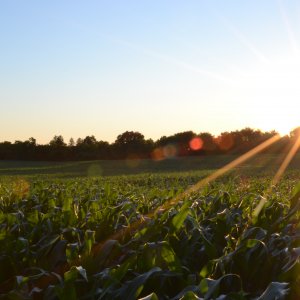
[0,0,300,144]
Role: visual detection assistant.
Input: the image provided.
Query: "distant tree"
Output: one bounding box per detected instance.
[69,138,75,147]
[114,131,146,158]
[0,127,296,161]
[96,141,111,159]
[173,131,196,155]
[49,135,66,147]
[28,137,37,146]
[199,132,217,152]
[115,131,145,145]
[82,135,97,146]
[216,132,235,152]
[76,138,83,146]
[75,135,98,160]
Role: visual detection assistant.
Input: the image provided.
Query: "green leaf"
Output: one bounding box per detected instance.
[171,202,190,233]
[64,266,88,283]
[200,274,242,300]
[114,267,161,300]
[62,197,72,212]
[16,276,29,287]
[138,293,159,300]
[179,291,201,300]
[94,239,120,267]
[64,268,78,283]
[257,282,289,300]
[282,247,300,273]
[76,266,88,282]
[290,182,300,208]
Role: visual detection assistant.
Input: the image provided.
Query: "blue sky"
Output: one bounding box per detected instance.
[1,1,300,143]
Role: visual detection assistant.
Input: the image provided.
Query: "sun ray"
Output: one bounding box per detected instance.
[253,134,300,218]
[278,0,300,56]
[272,135,300,185]
[156,134,281,213]
[170,36,248,77]
[216,14,269,64]
[91,134,281,256]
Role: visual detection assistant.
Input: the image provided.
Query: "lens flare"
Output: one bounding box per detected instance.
[87,164,103,177]
[12,179,30,198]
[126,154,141,168]
[216,134,234,151]
[163,144,177,158]
[151,147,164,161]
[189,137,203,151]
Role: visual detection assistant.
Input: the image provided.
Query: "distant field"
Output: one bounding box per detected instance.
[1,153,300,178]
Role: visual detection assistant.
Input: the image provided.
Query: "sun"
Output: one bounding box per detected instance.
[258,114,299,137]
[277,127,293,136]
[234,54,300,137]
[276,123,298,136]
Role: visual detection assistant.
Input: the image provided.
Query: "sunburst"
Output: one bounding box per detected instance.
[88,0,300,257]
[253,131,300,218]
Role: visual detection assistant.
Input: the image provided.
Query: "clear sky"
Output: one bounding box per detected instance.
[1,1,299,144]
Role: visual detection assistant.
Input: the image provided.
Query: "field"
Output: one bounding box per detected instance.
[1,153,300,178]
[1,155,300,299]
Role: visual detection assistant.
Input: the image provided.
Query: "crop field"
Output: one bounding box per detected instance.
[1,154,300,178]
[1,157,300,299]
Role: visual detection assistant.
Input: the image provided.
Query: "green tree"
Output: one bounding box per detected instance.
[49,135,66,147]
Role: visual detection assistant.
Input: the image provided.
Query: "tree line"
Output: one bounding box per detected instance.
[0,127,299,161]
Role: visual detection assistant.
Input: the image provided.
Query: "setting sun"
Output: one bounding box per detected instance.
[224,53,300,137]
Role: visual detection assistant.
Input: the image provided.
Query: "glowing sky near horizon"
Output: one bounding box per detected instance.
[0,1,300,144]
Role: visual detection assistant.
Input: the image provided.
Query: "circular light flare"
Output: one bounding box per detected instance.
[216,134,234,151]
[189,137,203,151]
[163,144,177,158]
[151,147,164,161]
[126,154,141,168]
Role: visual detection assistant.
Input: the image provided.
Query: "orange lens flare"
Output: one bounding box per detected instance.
[216,134,234,151]
[152,144,178,161]
[151,147,164,161]
[12,179,30,198]
[189,137,203,151]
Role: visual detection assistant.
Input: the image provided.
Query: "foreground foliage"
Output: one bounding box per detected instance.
[1,173,300,299]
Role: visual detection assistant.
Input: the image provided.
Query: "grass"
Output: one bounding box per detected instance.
[1,153,300,178]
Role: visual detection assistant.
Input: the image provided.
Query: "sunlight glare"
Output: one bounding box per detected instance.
[253,134,300,219]
[236,55,300,136]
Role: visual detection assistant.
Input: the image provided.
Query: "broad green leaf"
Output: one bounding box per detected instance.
[64,266,88,283]
[171,202,190,233]
[257,282,289,300]
[114,267,161,300]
